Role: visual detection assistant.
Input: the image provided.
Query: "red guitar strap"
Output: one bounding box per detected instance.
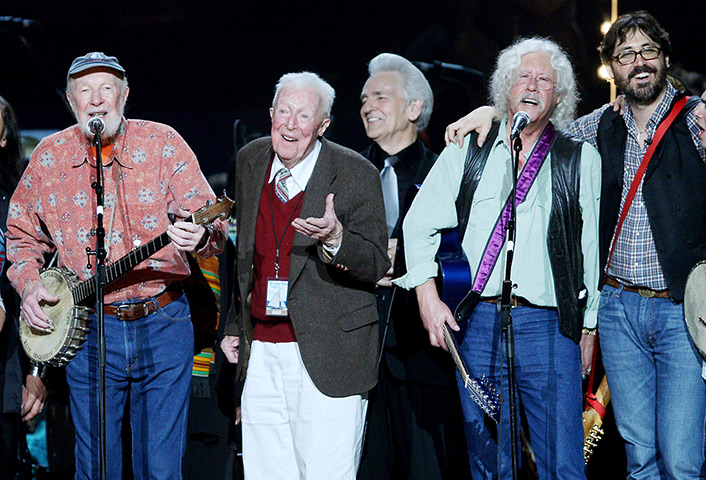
[584,334,604,415]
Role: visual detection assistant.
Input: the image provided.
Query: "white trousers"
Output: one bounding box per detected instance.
[242,340,368,480]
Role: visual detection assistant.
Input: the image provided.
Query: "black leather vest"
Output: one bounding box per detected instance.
[596,95,705,301]
[455,123,586,343]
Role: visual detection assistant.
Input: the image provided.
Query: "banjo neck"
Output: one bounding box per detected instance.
[71,230,173,305]
[69,195,234,305]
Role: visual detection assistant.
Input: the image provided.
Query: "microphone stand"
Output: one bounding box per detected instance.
[87,126,108,480]
[499,134,522,479]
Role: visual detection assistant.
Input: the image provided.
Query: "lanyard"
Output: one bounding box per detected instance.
[269,179,304,278]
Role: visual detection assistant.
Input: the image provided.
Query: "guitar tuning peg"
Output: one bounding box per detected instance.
[206,199,213,206]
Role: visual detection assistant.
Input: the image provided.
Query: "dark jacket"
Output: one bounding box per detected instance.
[361,140,437,238]
[455,123,587,343]
[596,95,705,301]
[362,140,459,387]
[1,186,23,414]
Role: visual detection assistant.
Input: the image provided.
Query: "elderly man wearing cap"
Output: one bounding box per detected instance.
[6,52,227,479]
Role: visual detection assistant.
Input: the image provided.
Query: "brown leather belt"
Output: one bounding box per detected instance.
[479,295,554,309]
[105,288,182,321]
[604,275,670,299]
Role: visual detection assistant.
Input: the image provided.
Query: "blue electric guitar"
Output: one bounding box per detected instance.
[435,228,501,423]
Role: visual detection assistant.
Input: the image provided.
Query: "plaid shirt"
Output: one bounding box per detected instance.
[7,119,227,304]
[570,83,705,289]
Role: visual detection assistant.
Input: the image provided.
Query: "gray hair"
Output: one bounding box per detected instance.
[367,53,434,131]
[272,72,336,119]
[489,37,578,129]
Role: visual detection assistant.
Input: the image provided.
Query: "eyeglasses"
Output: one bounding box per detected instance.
[612,46,661,65]
[514,72,556,91]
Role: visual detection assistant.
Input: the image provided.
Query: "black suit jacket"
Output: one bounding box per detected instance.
[361,140,437,238]
[362,140,457,387]
[226,137,390,397]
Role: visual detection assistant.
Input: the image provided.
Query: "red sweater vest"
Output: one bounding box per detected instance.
[251,174,304,343]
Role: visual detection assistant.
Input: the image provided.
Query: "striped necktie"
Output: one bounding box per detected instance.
[275,168,292,203]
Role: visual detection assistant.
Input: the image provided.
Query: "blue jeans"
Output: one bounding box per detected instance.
[599,284,706,479]
[457,301,585,479]
[65,294,194,480]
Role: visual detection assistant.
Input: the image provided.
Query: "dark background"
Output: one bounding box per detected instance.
[2,0,705,178]
[2,1,704,478]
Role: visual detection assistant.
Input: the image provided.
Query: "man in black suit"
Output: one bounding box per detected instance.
[221,72,389,479]
[357,53,469,480]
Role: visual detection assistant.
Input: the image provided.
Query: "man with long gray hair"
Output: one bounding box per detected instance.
[394,37,601,478]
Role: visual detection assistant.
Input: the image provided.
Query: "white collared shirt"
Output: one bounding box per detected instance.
[267,140,340,255]
[268,140,322,197]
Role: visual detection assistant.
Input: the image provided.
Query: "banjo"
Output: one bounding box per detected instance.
[20,195,234,367]
[684,260,706,359]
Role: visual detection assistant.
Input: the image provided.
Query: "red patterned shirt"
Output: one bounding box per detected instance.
[7,118,227,303]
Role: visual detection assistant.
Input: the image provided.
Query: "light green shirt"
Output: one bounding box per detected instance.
[394,117,602,328]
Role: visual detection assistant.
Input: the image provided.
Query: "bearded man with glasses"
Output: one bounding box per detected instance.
[581,12,706,478]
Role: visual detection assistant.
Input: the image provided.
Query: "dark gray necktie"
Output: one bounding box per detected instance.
[380,157,399,237]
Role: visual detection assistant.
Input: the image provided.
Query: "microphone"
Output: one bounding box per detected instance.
[87,117,105,135]
[0,17,41,34]
[510,111,531,140]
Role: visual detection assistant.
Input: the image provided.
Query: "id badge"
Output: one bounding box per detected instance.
[266,277,289,316]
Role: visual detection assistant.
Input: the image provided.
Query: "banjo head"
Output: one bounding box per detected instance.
[19,268,89,365]
[684,261,706,359]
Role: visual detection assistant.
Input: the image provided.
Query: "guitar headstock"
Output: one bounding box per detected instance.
[583,423,605,463]
[476,374,501,423]
[192,195,234,225]
[464,374,502,424]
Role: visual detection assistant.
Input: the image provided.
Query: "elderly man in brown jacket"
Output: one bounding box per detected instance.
[221,71,389,479]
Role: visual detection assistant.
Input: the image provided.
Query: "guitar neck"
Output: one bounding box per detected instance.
[583,374,612,459]
[442,324,500,423]
[106,232,172,285]
[593,375,611,406]
[63,194,234,307]
[583,408,603,434]
[443,325,470,380]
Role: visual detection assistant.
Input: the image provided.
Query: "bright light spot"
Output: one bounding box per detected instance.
[598,65,612,82]
[601,21,612,35]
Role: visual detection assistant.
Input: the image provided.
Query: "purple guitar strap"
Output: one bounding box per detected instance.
[470,122,556,294]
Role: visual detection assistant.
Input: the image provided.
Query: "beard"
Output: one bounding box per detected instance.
[614,63,668,106]
[100,114,122,140]
[77,113,123,143]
